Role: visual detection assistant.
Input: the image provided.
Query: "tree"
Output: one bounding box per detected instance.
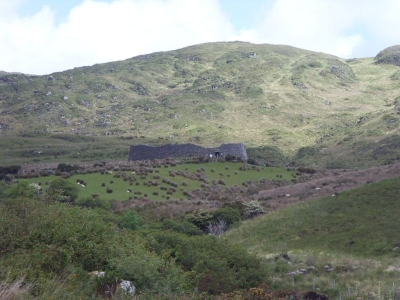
[207,220,227,238]
[120,210,143,230]
[212,207,241,228]
[3,181,37,200]
[47,178,79,203]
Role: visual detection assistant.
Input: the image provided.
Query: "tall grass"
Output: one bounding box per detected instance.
[0,277,31,300]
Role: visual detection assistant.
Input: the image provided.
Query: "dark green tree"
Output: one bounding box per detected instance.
[47,178,79,203]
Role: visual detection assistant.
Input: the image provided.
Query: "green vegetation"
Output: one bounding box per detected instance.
[0,181,269,298]
[225,176,400,298]
[2,165,400,298]
[21,162,294,201]
[1,41,400,298]
[0,42,400,168]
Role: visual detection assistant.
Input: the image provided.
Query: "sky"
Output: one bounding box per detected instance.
[1,0,399,75]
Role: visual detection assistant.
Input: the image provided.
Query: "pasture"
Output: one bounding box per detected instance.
[23,162,294,201]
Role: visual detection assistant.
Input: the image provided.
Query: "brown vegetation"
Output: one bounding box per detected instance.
[256,162,400,210]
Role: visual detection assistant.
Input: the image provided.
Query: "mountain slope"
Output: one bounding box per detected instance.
[0,42,399,167]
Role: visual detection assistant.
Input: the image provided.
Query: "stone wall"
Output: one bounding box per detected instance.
[128,143,247,161]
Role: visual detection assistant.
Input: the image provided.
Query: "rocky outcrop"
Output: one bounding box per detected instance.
[375,45,400,66]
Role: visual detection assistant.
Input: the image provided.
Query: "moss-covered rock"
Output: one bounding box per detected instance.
[375,45,400,66]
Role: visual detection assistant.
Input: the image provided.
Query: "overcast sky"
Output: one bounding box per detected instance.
[1,0,399,75]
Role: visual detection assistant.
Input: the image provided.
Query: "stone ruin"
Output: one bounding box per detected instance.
[128,143,247,162]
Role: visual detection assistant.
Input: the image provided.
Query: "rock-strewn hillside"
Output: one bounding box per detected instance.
[0,42,399,167]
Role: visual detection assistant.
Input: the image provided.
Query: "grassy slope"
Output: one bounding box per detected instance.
[225,176,400,297]
[0,42,400,167]
[227,177,400,256]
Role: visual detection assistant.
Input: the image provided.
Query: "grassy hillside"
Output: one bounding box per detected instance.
[0,42,400,168]
[225,176,400,297]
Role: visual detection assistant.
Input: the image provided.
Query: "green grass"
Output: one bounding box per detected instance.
[1,42,400,168]
[228,176,400,255]
[225,176,400,297]
[22,162,294,201]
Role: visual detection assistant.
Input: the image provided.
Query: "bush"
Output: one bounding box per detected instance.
[0,165,21,180]
[243,200,266,218]
[75,196,111,210]
[297,166,316,174]
[56,163,80,173]
[249,158,260,165]
[160,219,203,236]
[212,207,241,227]
[108,247,185,294]
[143,231,267,295]
[47,178,79,203]
[2,181,38,200]
[185,209,214,231]
[225,154,236,162]
[119,210,143,230]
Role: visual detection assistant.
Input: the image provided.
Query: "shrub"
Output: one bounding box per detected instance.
[75,196,111,210]
[243,200,266,218]
[119,210,143,230]
[56,163,80,173]
[247,158,258,165]
[297,167,316,174]
[47,178,79,203]
[185,209,214,231]
[3,181,38,200]
[161,219,203,235]
[225,154,236,162]
[212,207,241,227]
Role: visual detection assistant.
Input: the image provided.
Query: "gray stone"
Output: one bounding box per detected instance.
[129,143,248,161]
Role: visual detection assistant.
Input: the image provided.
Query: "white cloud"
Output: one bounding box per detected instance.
[250,0,400,58]
[251,0,366,57]
[1,0,400,74]
[0,0,25,18]
[0,0,236,74]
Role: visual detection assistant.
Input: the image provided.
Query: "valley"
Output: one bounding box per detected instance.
[1,42,400,299]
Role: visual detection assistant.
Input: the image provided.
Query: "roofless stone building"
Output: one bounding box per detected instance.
[128,143,247,161]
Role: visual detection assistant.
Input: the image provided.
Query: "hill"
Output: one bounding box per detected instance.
[225,176,400,297]
[0,42,399,168]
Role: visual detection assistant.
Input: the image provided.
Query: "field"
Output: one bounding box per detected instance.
[22,162,294,201]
